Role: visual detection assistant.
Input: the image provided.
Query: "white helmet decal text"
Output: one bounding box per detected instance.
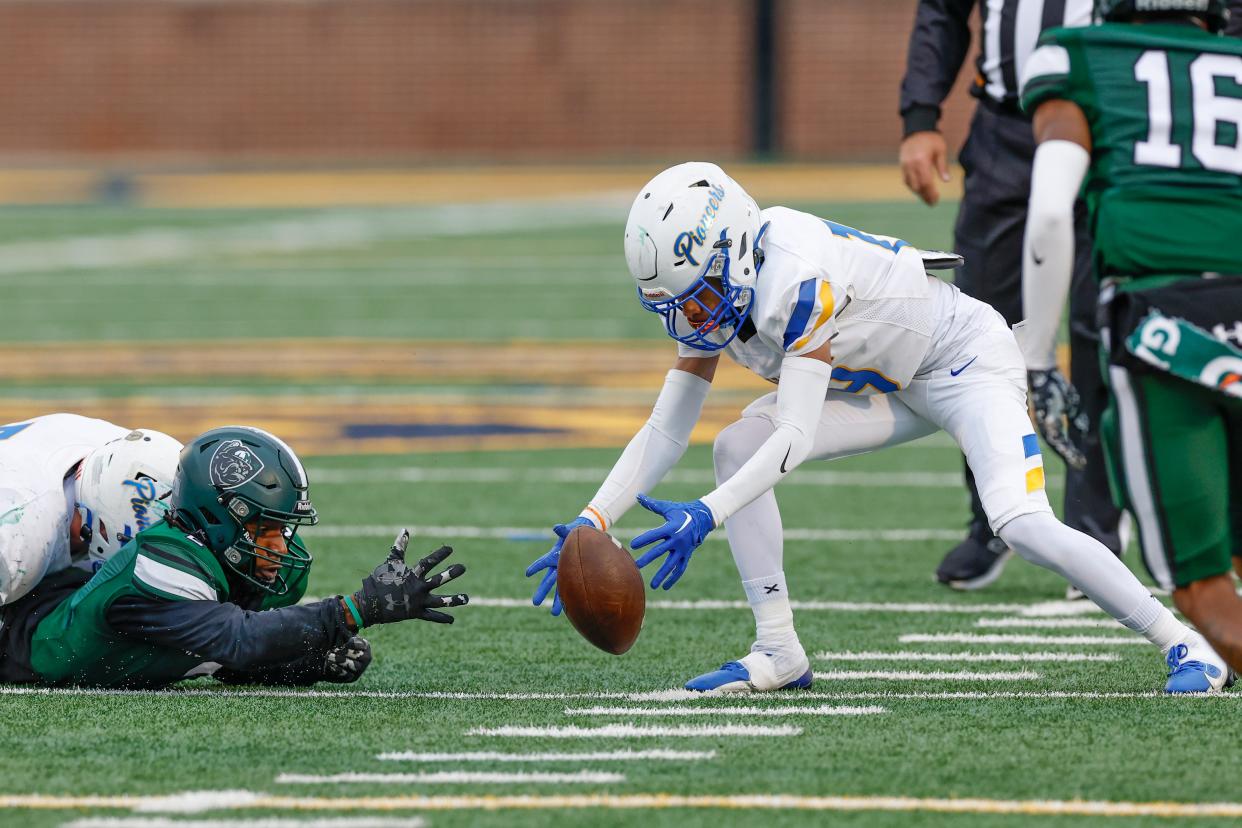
[671,183,726,267]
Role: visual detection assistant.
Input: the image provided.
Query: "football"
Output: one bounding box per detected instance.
[557,525,646,655]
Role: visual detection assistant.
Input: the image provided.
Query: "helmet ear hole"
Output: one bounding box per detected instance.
[198,507,222,526]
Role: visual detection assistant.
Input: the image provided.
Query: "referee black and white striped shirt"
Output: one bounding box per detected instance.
[900,0,1093,135]
[899,0,1242,135]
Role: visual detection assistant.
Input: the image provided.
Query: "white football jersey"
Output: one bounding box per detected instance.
[0,413,128,603]
[679,206,999,392]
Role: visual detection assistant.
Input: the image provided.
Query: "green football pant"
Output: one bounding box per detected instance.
[1102,365,1242,590]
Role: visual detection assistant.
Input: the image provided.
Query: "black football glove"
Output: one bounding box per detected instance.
[352,529,469,626]
[1028,368,1088,470]
[322,636,372,683]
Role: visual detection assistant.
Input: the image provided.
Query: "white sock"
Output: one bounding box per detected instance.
[1119,596,1191,654]
[742,573,803,662]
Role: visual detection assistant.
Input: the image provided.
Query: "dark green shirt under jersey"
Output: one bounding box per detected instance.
[29,521,312,688]
[1021,23,1242,279]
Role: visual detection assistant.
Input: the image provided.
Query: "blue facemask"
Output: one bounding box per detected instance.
[637,227,764,352]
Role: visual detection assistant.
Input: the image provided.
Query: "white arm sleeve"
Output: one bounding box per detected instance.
[699,356,831,526]
[580,368,711,529]
[1015,139,1090,371]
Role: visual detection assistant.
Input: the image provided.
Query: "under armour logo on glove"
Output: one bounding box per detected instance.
[353,529,470,626]
[764,584,781,594]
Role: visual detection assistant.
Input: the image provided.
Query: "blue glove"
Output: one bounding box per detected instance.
[524,516,592,615]
[630,494,715,590]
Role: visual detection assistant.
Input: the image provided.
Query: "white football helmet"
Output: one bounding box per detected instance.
[624,162,765,351]
[76,428,183,562]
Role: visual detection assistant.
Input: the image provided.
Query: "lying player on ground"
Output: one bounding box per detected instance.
[1018,0,1242,678]
[526,161,1230,694]
[0,413,181,605]
[0,425,468,688]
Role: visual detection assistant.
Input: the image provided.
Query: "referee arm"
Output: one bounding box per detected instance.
[899,0,977,205]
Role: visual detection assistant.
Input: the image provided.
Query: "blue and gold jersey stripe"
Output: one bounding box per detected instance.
[783,278,835,352]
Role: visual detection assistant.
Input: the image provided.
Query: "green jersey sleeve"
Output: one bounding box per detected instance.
[132,539,227,604]
[1021,29,1080,114]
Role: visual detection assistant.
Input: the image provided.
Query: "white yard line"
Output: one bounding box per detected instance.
[65,820,425,828]
[6,686,1230,702]
[975,617,1125,630]
[12,791,1242,817]
[376,749,715,763]
[900,633,1146,646]
[276,771,623,785]
[813,670,1038,682]
[815,650,1120,663]
[1014,600,1109,617]
[304,525,966,543]
[0,199,628,276]
[467,597,1042,614]
[467,724,802,738]
[308,466,963,488]
[562,705,884,717]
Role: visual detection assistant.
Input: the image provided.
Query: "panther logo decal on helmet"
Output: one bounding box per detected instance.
[209,439,265,489]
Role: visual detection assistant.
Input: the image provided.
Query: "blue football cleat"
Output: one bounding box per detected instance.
[685,652,813,693]
[1164,635,1235,694]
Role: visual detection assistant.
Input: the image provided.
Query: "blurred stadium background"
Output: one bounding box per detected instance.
[3,0,973,452]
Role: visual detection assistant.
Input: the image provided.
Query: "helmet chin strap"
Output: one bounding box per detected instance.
[752,221,770,274]
[75,504,94,547]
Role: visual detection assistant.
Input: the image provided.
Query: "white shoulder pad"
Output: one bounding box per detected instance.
[1021,44,1070,96]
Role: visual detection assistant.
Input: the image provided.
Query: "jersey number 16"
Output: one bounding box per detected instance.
[1134,50,1242,174]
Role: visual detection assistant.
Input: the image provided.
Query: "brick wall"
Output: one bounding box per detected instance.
[0,0,979,162]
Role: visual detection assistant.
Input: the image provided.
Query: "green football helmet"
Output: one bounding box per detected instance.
[170,426,318,595]
[1097,0,1229,32]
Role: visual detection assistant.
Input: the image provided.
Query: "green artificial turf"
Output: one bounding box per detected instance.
[1,199,1233,828]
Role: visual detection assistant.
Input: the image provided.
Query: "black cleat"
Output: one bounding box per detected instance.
[935,528,1012,591]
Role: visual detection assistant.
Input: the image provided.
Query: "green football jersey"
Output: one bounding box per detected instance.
[29,520,306,688]
[1022,23,1242,278]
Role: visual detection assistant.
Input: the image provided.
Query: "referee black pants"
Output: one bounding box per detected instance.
[952,100,1123,555]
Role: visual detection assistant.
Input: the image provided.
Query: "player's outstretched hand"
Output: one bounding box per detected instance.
[352,529,469,626]
[631,494,715,590]
[525,516,592,616]
[323,636,372,683]
[1028,368,1088,470]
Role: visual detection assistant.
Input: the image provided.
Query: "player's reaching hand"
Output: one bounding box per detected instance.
[630,494,715,590]
[1028,368,1088,470]
[348,529,469,627]
[899,131,951,206]
[525,516,592,615]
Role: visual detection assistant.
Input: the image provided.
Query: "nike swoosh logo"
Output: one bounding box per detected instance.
[950,356,978,377]
[676,514,693,533]
[1032,251,1045,265]
[780,445,792,474]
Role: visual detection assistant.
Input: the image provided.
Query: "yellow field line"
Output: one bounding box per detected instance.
[0,339,1067,386]
[0,164,961,208]
[2,792,1241,817]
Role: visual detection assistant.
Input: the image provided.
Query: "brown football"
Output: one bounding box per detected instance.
[557,525,645,655]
